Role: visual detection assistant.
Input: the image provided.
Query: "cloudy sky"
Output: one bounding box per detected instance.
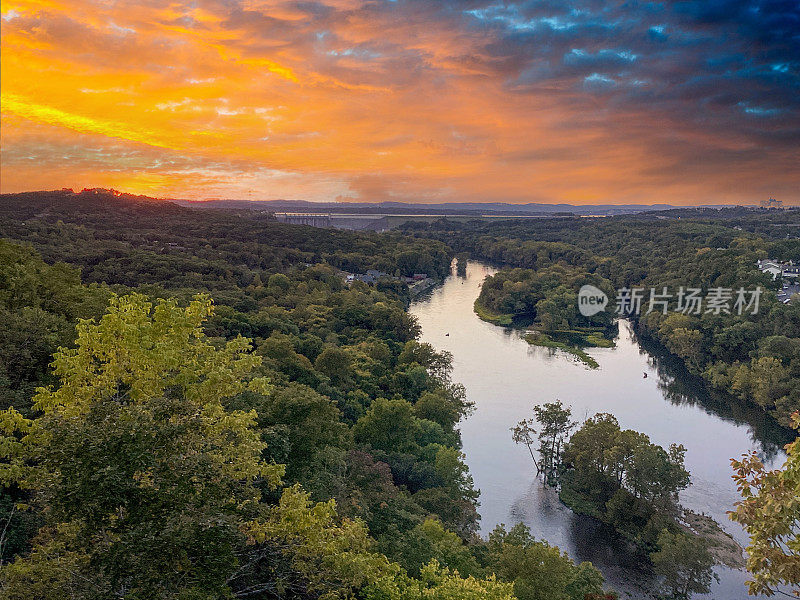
[1,0,798,204]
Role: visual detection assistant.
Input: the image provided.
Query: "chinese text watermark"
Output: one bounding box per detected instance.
[578,285,761,317]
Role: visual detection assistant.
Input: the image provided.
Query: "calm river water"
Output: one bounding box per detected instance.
[409,261,792,600]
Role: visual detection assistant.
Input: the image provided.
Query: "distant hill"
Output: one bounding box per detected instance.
[1,189,775,220]
[0,188,186,221]
[174,198,683,216]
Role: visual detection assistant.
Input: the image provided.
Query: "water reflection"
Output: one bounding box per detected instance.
[409,260,790,600]
[508,480,659,598]
[633,330,792,462]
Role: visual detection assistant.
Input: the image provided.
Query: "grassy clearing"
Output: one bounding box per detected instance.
[473,299,514,326]
[523,331,600,369]
[535,327,615,347]
[473,302,614,368]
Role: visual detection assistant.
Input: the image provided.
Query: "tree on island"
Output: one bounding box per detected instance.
[511,400,575,484]
[513,403,720,599]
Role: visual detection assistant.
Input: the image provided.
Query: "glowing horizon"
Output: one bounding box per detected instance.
[1,1,798,205]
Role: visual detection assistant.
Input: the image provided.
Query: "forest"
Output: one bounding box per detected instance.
[404,212,800,427]
[0,190,797,598]
[0,190,613,600]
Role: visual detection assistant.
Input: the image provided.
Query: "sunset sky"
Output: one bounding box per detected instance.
[1,0,798,205]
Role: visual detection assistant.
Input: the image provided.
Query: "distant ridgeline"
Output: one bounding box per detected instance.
[0,189,617,599]
[0,189,452,294]
[402,210,800,427]
[178,196,687,216]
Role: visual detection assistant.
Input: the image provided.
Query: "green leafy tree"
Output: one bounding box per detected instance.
[487,523,608,600]
[533,402,575,484]
[559,413,690,549]
[353,397,422,454]
[0,294,283,599]
[0,240,109,415]
[315,346,355,388]
[414,390,462,431]
[366,560,515,600]
[240,488,508,600]
[395,518,480,577]
[240,484,400,598]
[434,446,479,503]
[730,412,800,596]
[250,382,351,486]
[511,418,540,475]
[628,442,690,506]
[512,401,575,483]
[398,341,454,382]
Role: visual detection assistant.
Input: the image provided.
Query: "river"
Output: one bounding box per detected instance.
[409,260,792,600]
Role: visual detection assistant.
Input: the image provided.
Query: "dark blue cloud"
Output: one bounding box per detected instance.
[452,0,798,150]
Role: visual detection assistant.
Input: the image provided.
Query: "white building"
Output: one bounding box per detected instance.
[757,259,800,280]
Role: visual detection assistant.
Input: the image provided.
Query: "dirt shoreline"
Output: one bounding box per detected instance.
[681,509,746,569]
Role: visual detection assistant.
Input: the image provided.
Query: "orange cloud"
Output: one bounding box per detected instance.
[1,0,797,204]
[1,93,183,149]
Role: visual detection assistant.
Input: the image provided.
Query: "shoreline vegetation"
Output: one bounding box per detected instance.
[470,263,618,369]
[473,297,514,326]
[402,215,800,429]
[472,297,614,368]
[513,403,744,598]
[524,327,614,369]
[523,331,601,369]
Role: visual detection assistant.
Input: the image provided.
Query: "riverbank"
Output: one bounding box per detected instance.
[681,510,745,569]
[410,260,786,599]
[472,296,613,368]
[408,276,439,297]
[472,297,513,325]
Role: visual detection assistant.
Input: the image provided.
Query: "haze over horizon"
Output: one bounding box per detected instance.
[1,0,799,206]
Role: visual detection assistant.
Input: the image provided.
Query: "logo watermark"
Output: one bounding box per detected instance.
[578,285,609,317]
[577,286,762,316]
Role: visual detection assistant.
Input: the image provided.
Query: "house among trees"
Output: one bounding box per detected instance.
[778,282,800,304]
[345,269,392,284]
[757,259,799,279]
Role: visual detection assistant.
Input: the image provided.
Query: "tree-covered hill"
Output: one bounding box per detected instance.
[0,189,453,292]
[0,193,613,599]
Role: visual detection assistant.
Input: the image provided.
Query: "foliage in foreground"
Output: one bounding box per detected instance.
[730,412,800,596]
[0,294,283,597]
[0,292,608,599]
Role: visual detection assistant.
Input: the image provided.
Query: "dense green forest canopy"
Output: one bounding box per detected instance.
[0,191,613,599]
[0,190,452,304]
[2,190,798,598]
[476,265,615,331]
